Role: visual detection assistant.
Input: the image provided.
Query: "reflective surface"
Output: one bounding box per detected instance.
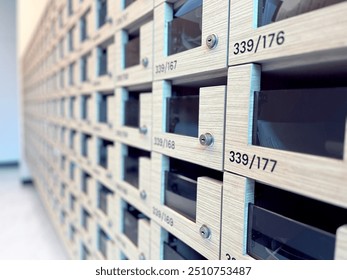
[253,88,347,159]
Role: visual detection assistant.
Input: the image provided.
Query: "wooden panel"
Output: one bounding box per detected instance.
[229,1,347,69]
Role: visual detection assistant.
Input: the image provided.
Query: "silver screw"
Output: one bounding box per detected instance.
[206,34,218,49]
[140,190,147,200]
[139,126,148,135]
[142,57,149,68]
[199,225,211,239]
[139,253,146,260]
[199,133,214,146]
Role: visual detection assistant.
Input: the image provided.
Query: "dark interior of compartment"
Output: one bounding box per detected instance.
[125,30,140,68]
[253,88,347,159]
[254,182,347,234]
[123,204,148,246]
[168,0,202,55]
[164,158,222,221]
[81,171,90,194]
[98,92,113,123]
[124,91,140,128]
[164,232,206,260]
[166,86,200,137]
[258,0,346,27]
[98,183,113,214]
[124,0,137,9]
[81,134,91,157]
[81,95,90,120]
[123,146,150,188]
[82,208,90,229]
[247,182,347,260]
[98,139,113,168]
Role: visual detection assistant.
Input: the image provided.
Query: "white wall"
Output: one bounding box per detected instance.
[0,0,19,163]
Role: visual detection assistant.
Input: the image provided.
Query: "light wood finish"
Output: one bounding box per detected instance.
[225,64,347,208]
[150,220,167,259]
[229,1,347,70]
[151,152,223,259]
[221,172,255,260]
[153,1,229,80]
[115,0,153,31]
[153,80,226,170]
[335,225,347,260]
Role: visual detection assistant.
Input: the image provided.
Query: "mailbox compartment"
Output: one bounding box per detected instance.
[151,153,223,259]
[153,80,226,170]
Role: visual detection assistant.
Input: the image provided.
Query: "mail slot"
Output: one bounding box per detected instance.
[167,0,202,55]
[97,37,114,77]
[98,226,111,258]
[258,0,346,26]
[81,207,91,231]
[123,203,149,246]
[98,183,114,214]
[253,88,347,159]
[164,157,222,221]
[81,94,91,121]
[125,32,140,68]
[97,92,114,125]
[166,86,199,137]
[81,133,92,158]
[98,138,114,169]
[164,232,206,260]
[247,182,347,260]
[124,92,140,128]
[123,146,151,188]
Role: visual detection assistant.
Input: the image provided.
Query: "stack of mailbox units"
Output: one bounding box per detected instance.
[22,0,347,260]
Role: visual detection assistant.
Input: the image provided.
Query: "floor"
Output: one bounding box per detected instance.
[0,166,68,260]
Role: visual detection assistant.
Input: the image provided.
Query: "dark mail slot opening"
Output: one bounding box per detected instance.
[164,158,222,221]
[69,161,76,180]
[125,31,140,68]
[81,207,90,230]
[81,243,90,260]
[253,88,347,159]
[166,86,199,137]
[247,182,347,260]
[123,203,148,246]
[69,130,76,149]
[124,92,140,128]
[81,171,91,194]
[98,227,110,258]
[168,0,202,55]
[98,138,114,169]
[98,183,113,214]
[164,232,206,260]
[98,92,114,123]
[81,133,91,157]
[123,146,150,188]
[81,94,91,121]
[258,0,346,27]
[124,0,137,9]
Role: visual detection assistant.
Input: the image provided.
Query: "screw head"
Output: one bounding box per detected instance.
[142,57,149,68]
[199,225,211,239]
[140,190,147,200]
[139,253,146,260]
[206,34,218,49]
[139,125,148,135]
[199,133,214,146]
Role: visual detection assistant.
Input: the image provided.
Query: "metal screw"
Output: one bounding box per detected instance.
[140,190,147,200]
[206,34,218,49]
[199,133,214,146]
[199,225,211,239]
[139,253,146,260]
[139,125,148,135]
[142,57,149,68]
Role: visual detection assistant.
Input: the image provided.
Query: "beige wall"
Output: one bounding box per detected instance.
[17,0,49,58]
